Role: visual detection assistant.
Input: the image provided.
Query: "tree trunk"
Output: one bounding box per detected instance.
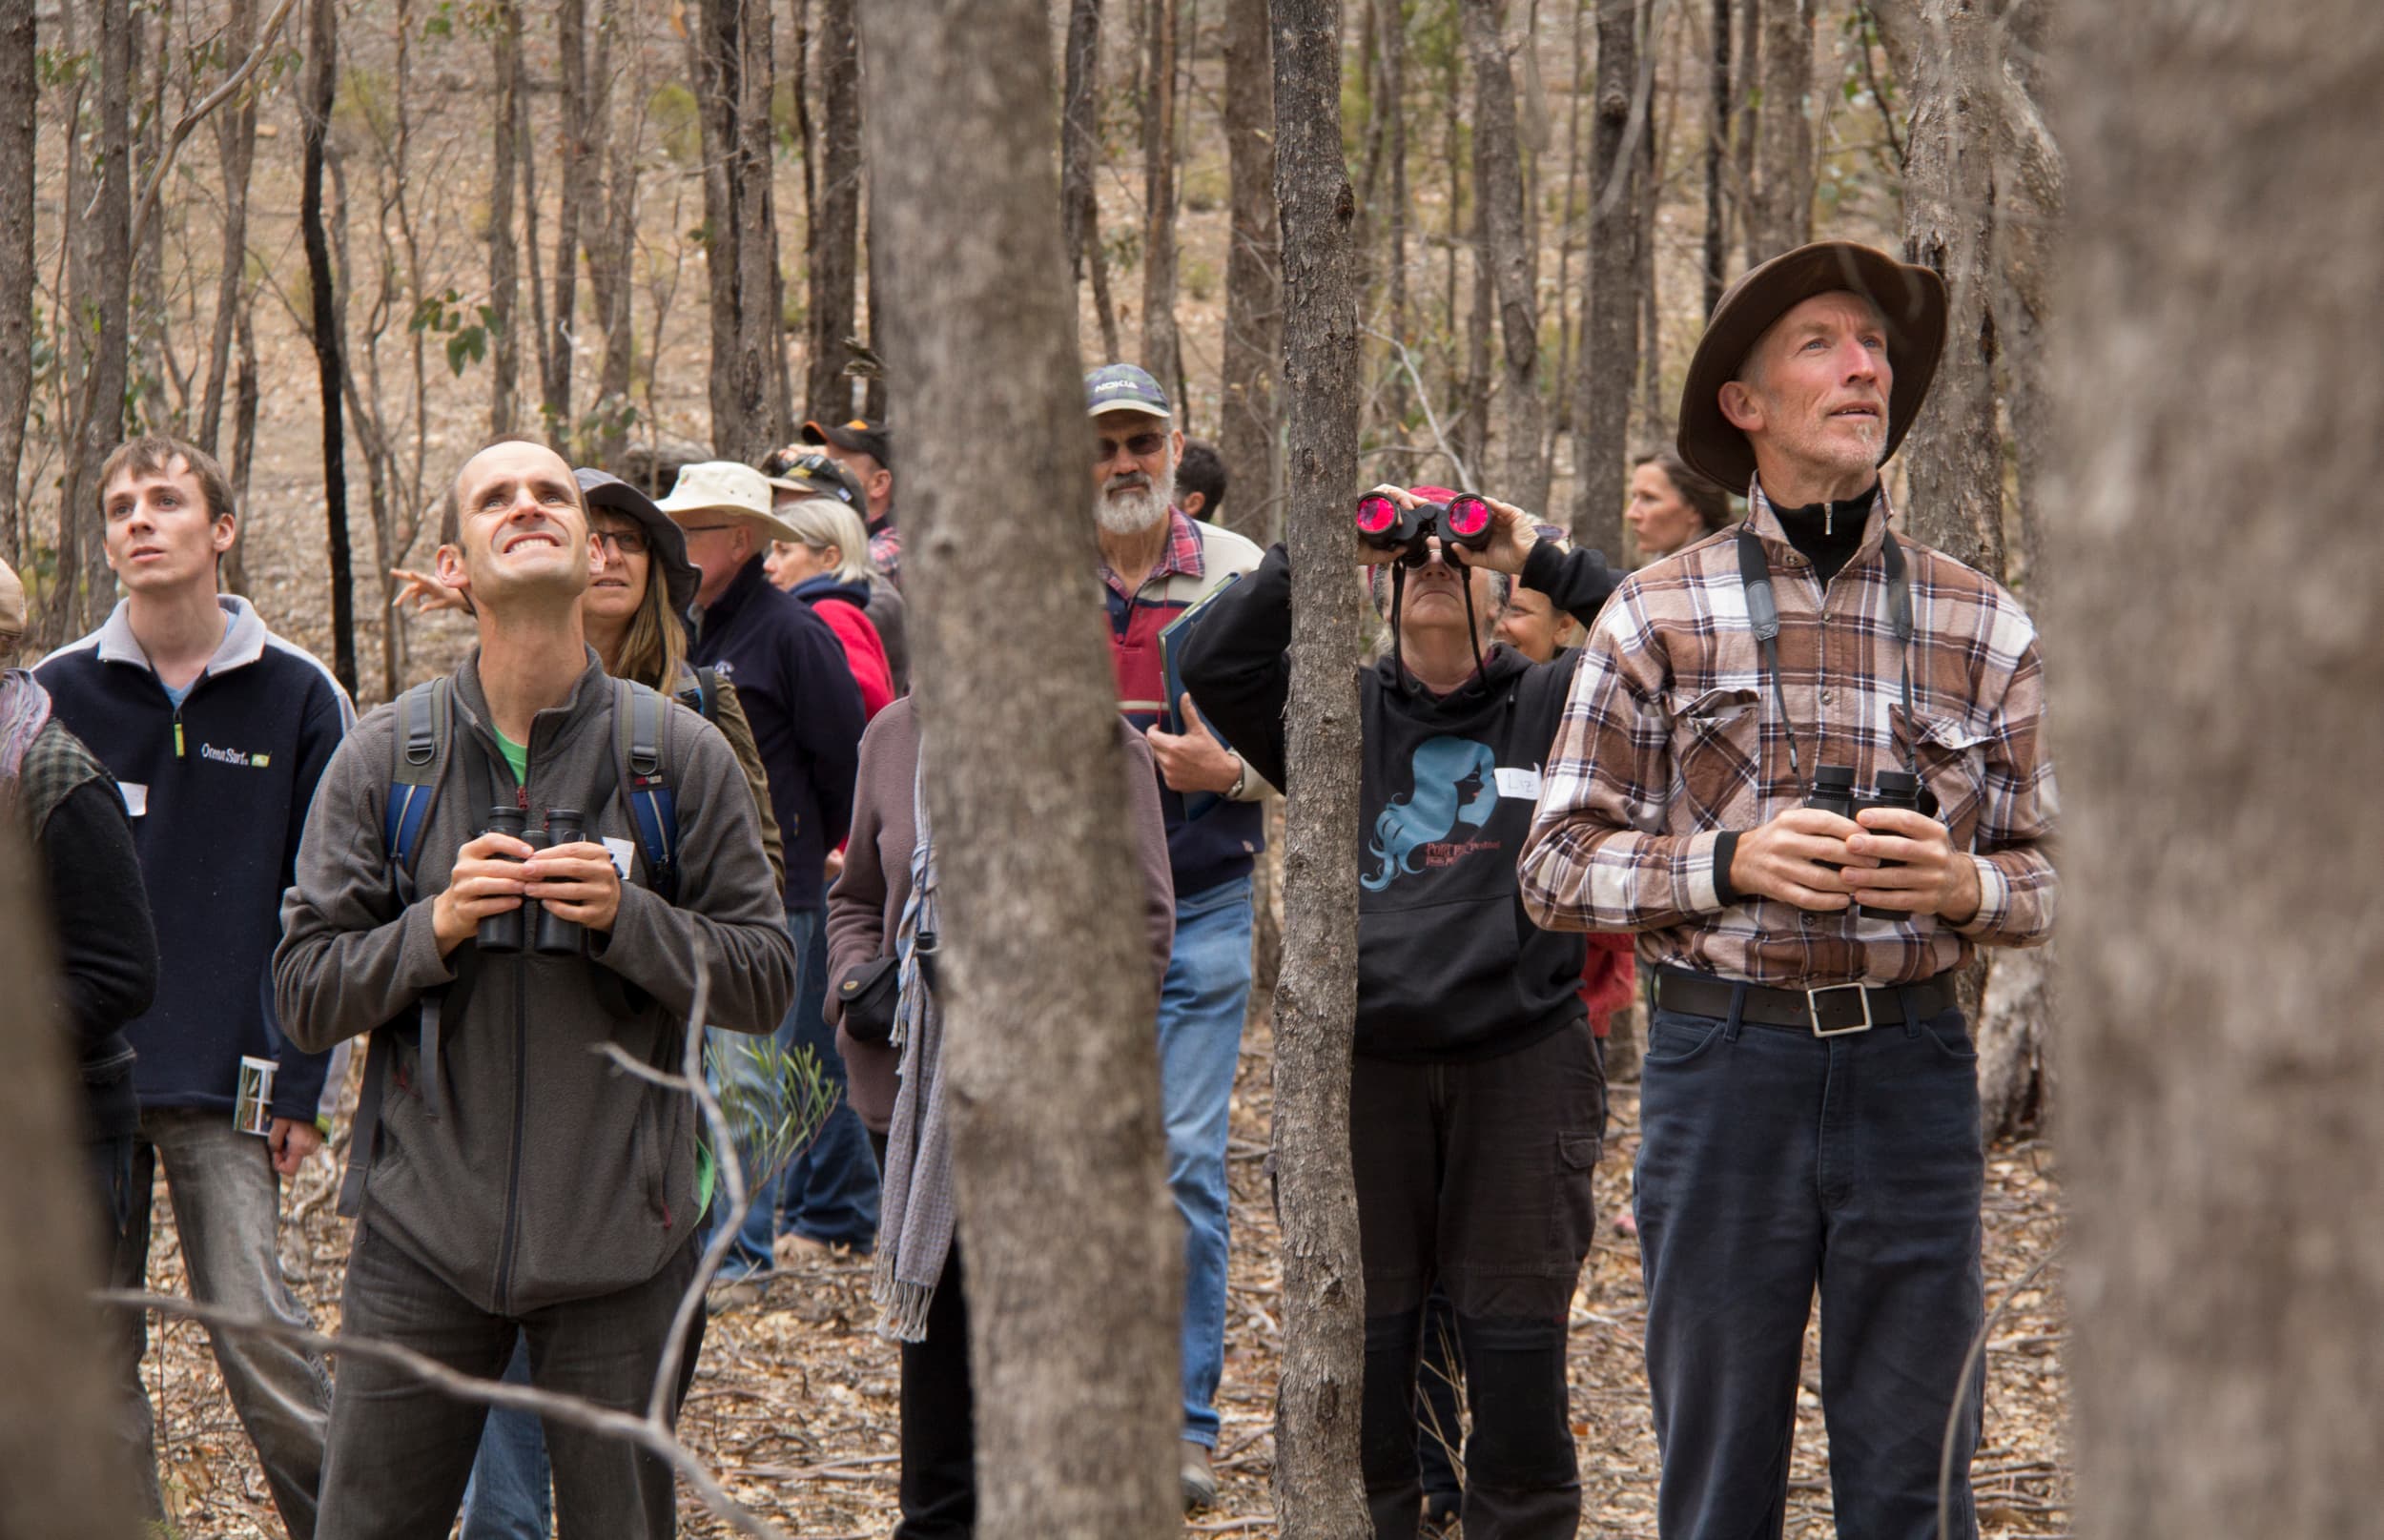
[1139,0,1182,410]
[1460,195,1490,480]
[57,0,134,638]
[1571,0,1635,555]
[224,303,259,594]
[0,0,33,565]
[805,0,860,422]
[0,822,144,1540]
[1991,0,2060,589]
[1873,0,2002,580]
[693,0,791,462]
[197,0,260,460]
[855,3,1180,1535]
[586,0,639,467]
[1381,0,1409,427]
[1975,945,2049,1140]
[1269,0,1370,1532]
[301,0,358,695]
[488,0,521,437]
[2051,5,2384,1532]
[1746,0,1813,259]
[1462,0,1550,510]
[545,0,590,443]
[1701,0,1730,312]
[1217,0,1279,544]
[1731,0,1758,264]
[1636,10,1662,430]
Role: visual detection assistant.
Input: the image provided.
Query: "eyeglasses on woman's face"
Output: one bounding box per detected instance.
[592,525,650,558]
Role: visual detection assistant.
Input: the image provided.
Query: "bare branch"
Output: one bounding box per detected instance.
[128,0,302,255]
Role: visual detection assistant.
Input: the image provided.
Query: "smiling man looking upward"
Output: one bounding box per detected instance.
[1519,243,2059,1540]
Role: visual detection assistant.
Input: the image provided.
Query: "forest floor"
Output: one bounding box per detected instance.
[137,1002,2072,1539]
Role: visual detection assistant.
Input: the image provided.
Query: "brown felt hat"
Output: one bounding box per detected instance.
[1676,240,1947,494]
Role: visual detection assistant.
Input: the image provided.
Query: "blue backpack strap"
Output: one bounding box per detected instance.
[611,678,680,903]
[382,677,451,898]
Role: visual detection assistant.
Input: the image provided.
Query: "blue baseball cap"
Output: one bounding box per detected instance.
[1085,362,1172,420]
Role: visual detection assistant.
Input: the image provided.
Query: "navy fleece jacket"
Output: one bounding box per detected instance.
[39,596,353,1125]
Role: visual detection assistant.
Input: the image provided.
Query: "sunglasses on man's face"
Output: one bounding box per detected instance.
[1094,431,1168,464]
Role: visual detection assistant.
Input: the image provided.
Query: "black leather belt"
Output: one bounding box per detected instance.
[1654,968,1960,1037]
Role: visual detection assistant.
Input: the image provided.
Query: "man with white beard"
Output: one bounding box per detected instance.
[1084,363,1271,1509]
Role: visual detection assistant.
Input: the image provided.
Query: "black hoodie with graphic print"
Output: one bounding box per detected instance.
[1180,539,1620,1062]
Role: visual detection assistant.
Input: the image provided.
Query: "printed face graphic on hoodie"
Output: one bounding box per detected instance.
[1365,736,1501,891]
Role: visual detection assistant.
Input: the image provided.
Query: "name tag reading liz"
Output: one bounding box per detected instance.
[1493,766,1543,801]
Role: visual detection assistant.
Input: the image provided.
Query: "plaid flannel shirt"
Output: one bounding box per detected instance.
[1518,485,2058,987]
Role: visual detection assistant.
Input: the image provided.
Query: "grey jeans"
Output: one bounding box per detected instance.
[107,1106,333,1537]
[318,1220,702,1540]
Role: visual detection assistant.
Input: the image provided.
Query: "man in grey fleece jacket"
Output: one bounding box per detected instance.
[274,440,795,1540]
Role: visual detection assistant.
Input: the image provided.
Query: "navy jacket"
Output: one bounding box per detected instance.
[690,556,867,911]
[39,596,353,1125]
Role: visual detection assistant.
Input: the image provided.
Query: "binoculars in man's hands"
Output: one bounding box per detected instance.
[1355,492,1494,565]
[1807,767,1938,921]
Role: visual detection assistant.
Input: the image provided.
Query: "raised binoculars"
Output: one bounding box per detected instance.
[1354,491,1495,565]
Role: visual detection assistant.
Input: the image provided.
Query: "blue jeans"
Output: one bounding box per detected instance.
[1634,985,1985,1540]
[702,907,822,1279]
[1160,873,1255,1448]
[776,908,881,1249]
[459,1338,550,1539]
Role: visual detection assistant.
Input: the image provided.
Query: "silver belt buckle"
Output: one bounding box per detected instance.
[1806,981,1875,1037]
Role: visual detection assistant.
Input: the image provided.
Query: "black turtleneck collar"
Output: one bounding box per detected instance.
[1764,481,1879,588]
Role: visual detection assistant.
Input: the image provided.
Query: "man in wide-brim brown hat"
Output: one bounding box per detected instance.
[1517,240,2061,1540]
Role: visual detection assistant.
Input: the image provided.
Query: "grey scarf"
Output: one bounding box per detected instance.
[871,754,955,1343]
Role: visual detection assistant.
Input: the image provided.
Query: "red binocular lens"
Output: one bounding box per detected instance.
[1354,494,1401,536]
[1442,494,1491,541]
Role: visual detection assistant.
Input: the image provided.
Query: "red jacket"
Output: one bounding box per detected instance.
[792,576,896,720]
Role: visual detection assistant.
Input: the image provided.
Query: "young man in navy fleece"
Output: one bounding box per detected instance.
[40,435,350,1538]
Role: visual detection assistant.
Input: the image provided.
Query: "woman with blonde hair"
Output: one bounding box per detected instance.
[762,475,896,719]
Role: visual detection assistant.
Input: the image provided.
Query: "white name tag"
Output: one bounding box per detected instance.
[120,782,148,817]
[1494,766,1543,800]
[603,836,636,879]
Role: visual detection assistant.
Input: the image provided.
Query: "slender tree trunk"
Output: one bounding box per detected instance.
[197,0,260,459]
[1382,0,1409,427]
[545,0,589,443]
[588,0,639,466]
[301,0,357,694]
[1571,0,1636,553]
[1217,0,1279,544]
[58,0,134,637]
[1873,0,2002,580]
[805,0,859,421]
[1139,0,1182,410]
[1701,0,1730,311]
[2053,6,2384,1533]
[856,4,1179,1535]
[1060,0,1108,355]
[1462,0,1550,509]
[1992,0,2060,589]
[520,77,550,440]
[694,0,791,462]
[0,0,34,565]
[1747,0,1814,258]
[224,303,258,593]
[0,822,144,1540]
[1635,11,1662,429]
[1731,0,1758,266]
[1460,197,1490,479]
[1270,0,1370,1532]
[488,0,521,437]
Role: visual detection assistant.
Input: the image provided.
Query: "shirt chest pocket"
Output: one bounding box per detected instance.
[1899,708,1992,847]
[1668,684,1764,831]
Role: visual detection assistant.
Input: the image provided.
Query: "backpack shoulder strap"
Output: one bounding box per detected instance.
[671,662,720,722]
[382,677,452,894]
[609,678,681,902]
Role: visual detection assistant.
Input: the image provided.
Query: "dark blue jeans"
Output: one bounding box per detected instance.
[775,908,882,1250]
[1634,986,1985,1540]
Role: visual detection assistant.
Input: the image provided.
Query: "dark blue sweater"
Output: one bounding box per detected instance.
[690,557,867,911]
[39,597,353,1125]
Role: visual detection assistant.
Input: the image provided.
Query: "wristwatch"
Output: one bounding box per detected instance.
[1226,752,1249,799]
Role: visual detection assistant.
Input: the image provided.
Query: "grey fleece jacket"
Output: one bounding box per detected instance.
[274,651,795,1312]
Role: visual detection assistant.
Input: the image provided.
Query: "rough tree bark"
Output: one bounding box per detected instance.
[1462,0,1550,511]
[488,0,522,437]
[1571,0,1636,555]
[804,0,860,422]
[857,1,1181,1535]
[693,0,791,462]
[1140,0,1183,409]
[587,0,640,467]
[300,0,358,694]
[54,0,133,638]
[1873,0,2003,581]
[545,0,590,441]
[197,0,261,460]
[1701,0,1730,312]
[0,823,144,1540]
[1059,0,1122,363]
[1268,0,1370,1532]
[2050,4,2384,1533]
[1217,0,1280,544]
[1746,0,1814,259]
[0,0,33,565]
[1380,0,1409,427]
[1991,0,2061,588]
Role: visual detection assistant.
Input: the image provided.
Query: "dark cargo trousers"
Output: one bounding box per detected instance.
[316,1220,702,1540]
[1634,986,1986,1540]
[1351,1017,1604,1540]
